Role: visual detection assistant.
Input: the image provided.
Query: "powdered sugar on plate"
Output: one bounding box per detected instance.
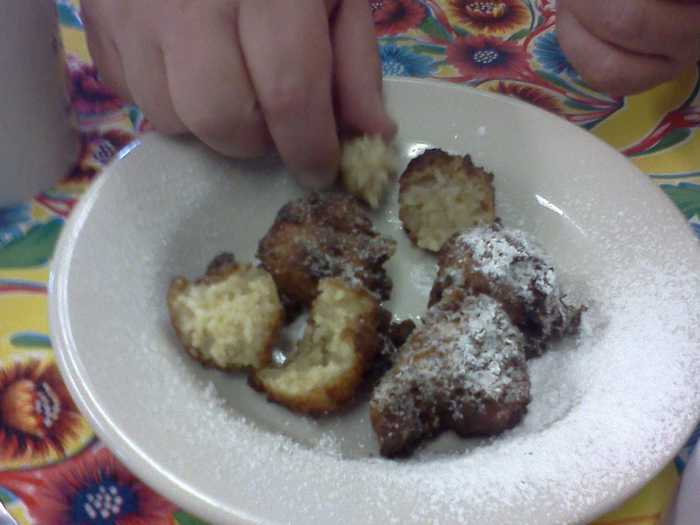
[147,212,696,523]
[51,124,700,525]
[128,221,697,523]
[148,264,696,525]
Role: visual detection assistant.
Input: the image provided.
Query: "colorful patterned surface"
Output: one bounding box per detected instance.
[0,1,698,523]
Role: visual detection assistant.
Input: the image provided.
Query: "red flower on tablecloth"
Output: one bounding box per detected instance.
[448,0,531,36]
[68,60,125,116]
[65,129,134,181]
[0,360,86,463]
[370,0,427,35]
[537,0,556,15]
[447,36,529,79]
[489,80,562,114]
[3,447,176,525]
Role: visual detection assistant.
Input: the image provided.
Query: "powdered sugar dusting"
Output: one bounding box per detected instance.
[372,294,528,430]
[452,225,555,302]
[436,224,581,356]
[58,134,700,525]
[135,242,699,525]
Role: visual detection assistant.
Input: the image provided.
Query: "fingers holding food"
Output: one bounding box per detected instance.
[340,135,398,209]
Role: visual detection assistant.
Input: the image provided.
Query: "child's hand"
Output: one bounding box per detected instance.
[81,0,396,188]
[557,0,700,96]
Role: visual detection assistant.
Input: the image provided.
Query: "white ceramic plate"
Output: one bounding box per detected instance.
[50,78,700,525]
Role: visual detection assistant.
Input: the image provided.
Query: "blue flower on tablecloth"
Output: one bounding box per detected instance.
[0,203,31,247]
[0,486,15,505]
[56,0,83,29]
[0,485,30,525]
[690,217,700,240]
[533,31,578,77]
[380,44,436,77]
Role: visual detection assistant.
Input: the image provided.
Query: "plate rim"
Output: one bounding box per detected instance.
[49,77,700,525]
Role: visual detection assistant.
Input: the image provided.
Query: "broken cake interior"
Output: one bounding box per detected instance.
[167,261,283,370]
[399,149,496,252]
[252,277,381,415]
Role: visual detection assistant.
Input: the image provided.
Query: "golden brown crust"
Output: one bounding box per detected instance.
[401,148,483,175]
[256,221,321,307]
[257,193,396,311]
[205,252,236,275]
[167,255,283,371]
[250,279,383,416]
[399,149,496,252]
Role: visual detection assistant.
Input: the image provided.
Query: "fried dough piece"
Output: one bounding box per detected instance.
[340,135,398,208]
[257,193,396,310]
[370,292,529,458]
[251,278,383,415]
[430,224,583,358]
[399,149,495,252]
[167,254,283,370]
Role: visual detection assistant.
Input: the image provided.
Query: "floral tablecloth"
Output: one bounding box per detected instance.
[0,1,698,524]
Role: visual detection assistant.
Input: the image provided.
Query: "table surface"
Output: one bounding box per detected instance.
[0,1,698,524]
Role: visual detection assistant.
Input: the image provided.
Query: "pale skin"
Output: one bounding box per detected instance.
[81,0,396,188]
[557,0,700,97]
[82,0,700,187]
